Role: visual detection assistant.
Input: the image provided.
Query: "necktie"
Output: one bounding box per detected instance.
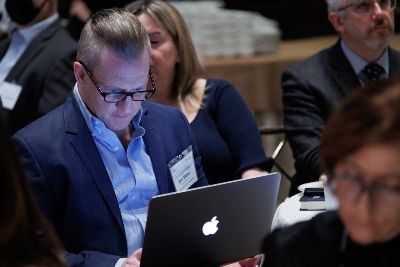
[361,63,386,82]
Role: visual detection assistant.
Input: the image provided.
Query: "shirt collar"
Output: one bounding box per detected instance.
[341,40,389,76]
[17,13,59,44]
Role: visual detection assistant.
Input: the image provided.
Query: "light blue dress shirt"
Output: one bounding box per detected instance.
[0,13,58,82]
[341,40,389,84]
[73,85,159,256]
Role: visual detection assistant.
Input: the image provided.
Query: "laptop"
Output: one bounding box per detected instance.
[140,172,281,267]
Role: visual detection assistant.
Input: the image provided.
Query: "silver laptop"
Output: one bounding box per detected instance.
[140,172,281,267]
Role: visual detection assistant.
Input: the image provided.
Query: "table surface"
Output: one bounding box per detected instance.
[271,193,324,231]
[271,185,338,231]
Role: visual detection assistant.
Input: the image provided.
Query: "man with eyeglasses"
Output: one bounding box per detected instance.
[283,0,400,196]
[12,8,208,267]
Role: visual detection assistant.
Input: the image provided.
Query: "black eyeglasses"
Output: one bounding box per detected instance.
[77,60,156,103]
[329,171,400,211]
[336,0,397,15]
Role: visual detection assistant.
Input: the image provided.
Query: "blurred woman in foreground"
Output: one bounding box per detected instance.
[262,79,400,266]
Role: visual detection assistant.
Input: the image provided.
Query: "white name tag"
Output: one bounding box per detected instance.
[168,145,198,192]
[0,81,22,110]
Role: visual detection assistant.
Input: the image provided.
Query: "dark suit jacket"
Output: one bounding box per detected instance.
[0,19,77,134]
[282,40,400,195]
[12,94,208,267]
[262,211,400,267]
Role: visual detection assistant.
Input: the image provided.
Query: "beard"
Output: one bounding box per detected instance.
[364,33,392,50]
[364,18,394,50]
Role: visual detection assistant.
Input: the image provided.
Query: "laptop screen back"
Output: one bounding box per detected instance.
[140,172,281,267]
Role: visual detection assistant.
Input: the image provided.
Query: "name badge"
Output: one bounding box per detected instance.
[168,145,198,192]
[0,81,22,110]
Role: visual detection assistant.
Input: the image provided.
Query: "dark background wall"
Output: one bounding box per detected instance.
[224,0,334,39]
[224,0,400,39]
[58,0,400,40]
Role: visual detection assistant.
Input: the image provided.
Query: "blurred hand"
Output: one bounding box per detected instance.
[122,248,142,267]
[238,255,262,267]
[221,254,263,267]
[241,168,268,179]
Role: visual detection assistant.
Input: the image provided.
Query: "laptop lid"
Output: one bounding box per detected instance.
[140,172,281,267]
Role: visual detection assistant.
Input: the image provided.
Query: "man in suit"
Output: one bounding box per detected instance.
[13,8,208,267]
[283,0,400,195]
[0,0,76,134]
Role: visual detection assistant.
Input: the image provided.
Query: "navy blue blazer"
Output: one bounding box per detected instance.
[12,94,208,266]
[282,40,400,195]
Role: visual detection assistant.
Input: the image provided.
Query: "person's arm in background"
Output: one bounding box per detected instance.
[212,80,273,179]
[241,167,268,179]
[282,69,323,189]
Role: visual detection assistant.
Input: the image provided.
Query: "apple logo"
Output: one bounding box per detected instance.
[202,216,219,236]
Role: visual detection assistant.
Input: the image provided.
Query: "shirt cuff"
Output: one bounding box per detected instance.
[115,258,126,267]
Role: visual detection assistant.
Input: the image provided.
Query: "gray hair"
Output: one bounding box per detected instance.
[325,0,347,12]
[77,8,149,69]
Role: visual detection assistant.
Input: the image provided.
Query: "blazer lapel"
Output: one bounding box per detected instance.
[0,36,10,59]
[328,40,361,97]
[141,104,172,194]
[6,20,59,82]
[63,95,125,233]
